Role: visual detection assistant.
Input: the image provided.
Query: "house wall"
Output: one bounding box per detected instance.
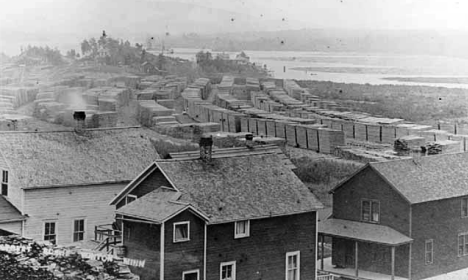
[164,210,205,280]
[206,212,317,280]
[0,221,22,235]
[332,167,411,277]
[123,220,160,280]
[0,161,23,212]
[23,183,126,244]
[116,170,172,209]
[411,198,468,280]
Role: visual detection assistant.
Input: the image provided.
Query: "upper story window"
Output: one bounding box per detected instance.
[173,221,190,243]
[286,251,300,280]
[125,194,137,205]
[234,220,250,239]
[458,233,468,257]
[462,198,468,218]
[1,170,8,197]
[362,199,380,223]
[425,239,433,264]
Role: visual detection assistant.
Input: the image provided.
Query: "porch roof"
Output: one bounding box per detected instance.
[319,218,413,246]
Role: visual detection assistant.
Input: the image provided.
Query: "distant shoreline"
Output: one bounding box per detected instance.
[382,77,468,84]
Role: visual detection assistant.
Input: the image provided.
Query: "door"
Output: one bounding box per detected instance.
[344,240,355,267]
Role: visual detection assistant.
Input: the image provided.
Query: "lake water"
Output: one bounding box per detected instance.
[166,48,468,89]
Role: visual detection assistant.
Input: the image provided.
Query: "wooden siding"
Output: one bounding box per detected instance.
[0,221,22,235]
[123,221,160,280]
[116,169,171,209]
[333,167,411,235]
[164,210,205,280]
[0,167,23,213]
[23,183,125,245]
[205,212,317,280]
[332,167,411,277]
[411,199,468,280]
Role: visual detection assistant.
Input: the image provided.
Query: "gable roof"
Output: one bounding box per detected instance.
[0,196,25,222]
[116,188,209,223]
[124,148,322,224]
[368,152,468,204]
[0,127,160,189]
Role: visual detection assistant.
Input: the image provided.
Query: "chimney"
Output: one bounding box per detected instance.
[245,133,254,148]
[199,135,213,162]
[73,111,86,133]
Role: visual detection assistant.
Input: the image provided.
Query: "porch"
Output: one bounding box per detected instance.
[319,218,413,280]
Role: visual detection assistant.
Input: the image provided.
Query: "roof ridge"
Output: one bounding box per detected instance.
[0,126,142,134]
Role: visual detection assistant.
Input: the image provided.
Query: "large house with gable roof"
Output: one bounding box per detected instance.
[320,152,468,280]
[109,137,324,280]
[0,126,160,245]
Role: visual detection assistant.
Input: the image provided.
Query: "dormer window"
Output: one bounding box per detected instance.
[234,220,250,239]
[1,170,8,197]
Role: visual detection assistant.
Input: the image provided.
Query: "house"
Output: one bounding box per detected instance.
[319,152,468,280]
[0,121,161,245]
[234,52,250,65]
[109,137,323,280]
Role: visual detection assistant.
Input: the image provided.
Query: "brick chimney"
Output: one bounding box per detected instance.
[245,133,254,149]
[73,111,86,133]
[199,135,213,163]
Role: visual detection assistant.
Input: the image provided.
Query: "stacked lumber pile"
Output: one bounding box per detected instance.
[0,235,139,280]
[109,76,141,89]
[137,100,175,127]
[189,78,212,99]
[394,135,426,152]
[0,87,39,109]
[215,93,251,110]
[250,91,283,112]
[218,76,234,95]
[152,122,220,140]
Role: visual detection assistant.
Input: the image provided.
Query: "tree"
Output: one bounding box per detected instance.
[66,49,76,59]
[80,40,91,56]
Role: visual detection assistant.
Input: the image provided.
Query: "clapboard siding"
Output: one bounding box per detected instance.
[0,221,22,234]
[164,210,205,280]
[206,212,317,280]
[0,167,23,213]
[124,221,160,280]
[23,183,126,244]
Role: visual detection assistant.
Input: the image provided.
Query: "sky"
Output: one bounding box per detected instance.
[1,0,468,55]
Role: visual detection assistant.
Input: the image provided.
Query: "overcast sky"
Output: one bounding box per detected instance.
[1,0,468,32]
[1,0,468,55]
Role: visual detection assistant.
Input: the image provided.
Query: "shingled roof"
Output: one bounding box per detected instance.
[0,127,160,189]
[117,150,323,224]
[363,152,468,204]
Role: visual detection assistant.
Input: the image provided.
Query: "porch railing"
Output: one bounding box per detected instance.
[94,224,121,253]
[317,272,338,280]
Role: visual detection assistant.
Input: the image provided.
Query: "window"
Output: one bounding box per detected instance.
[425,239,433,264]
[183,269,200,280]
[234,220,250,238]
[220,261,236,280]
[362,199,380,223]
[286,251,300,280]
[125,194,137,205]
[73,219,85,242]
[462,198,468,218]
[1,170,8,196]
[44,221,56,244]
[173,221,190,242]
[458,233,468,256]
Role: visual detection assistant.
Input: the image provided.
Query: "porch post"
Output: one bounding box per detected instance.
[408,243,412,280]
[355,241,359,278]
[391,246,396,280]
[321,234,325,270]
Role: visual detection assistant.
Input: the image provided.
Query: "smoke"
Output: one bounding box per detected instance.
[60,90,87,110]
